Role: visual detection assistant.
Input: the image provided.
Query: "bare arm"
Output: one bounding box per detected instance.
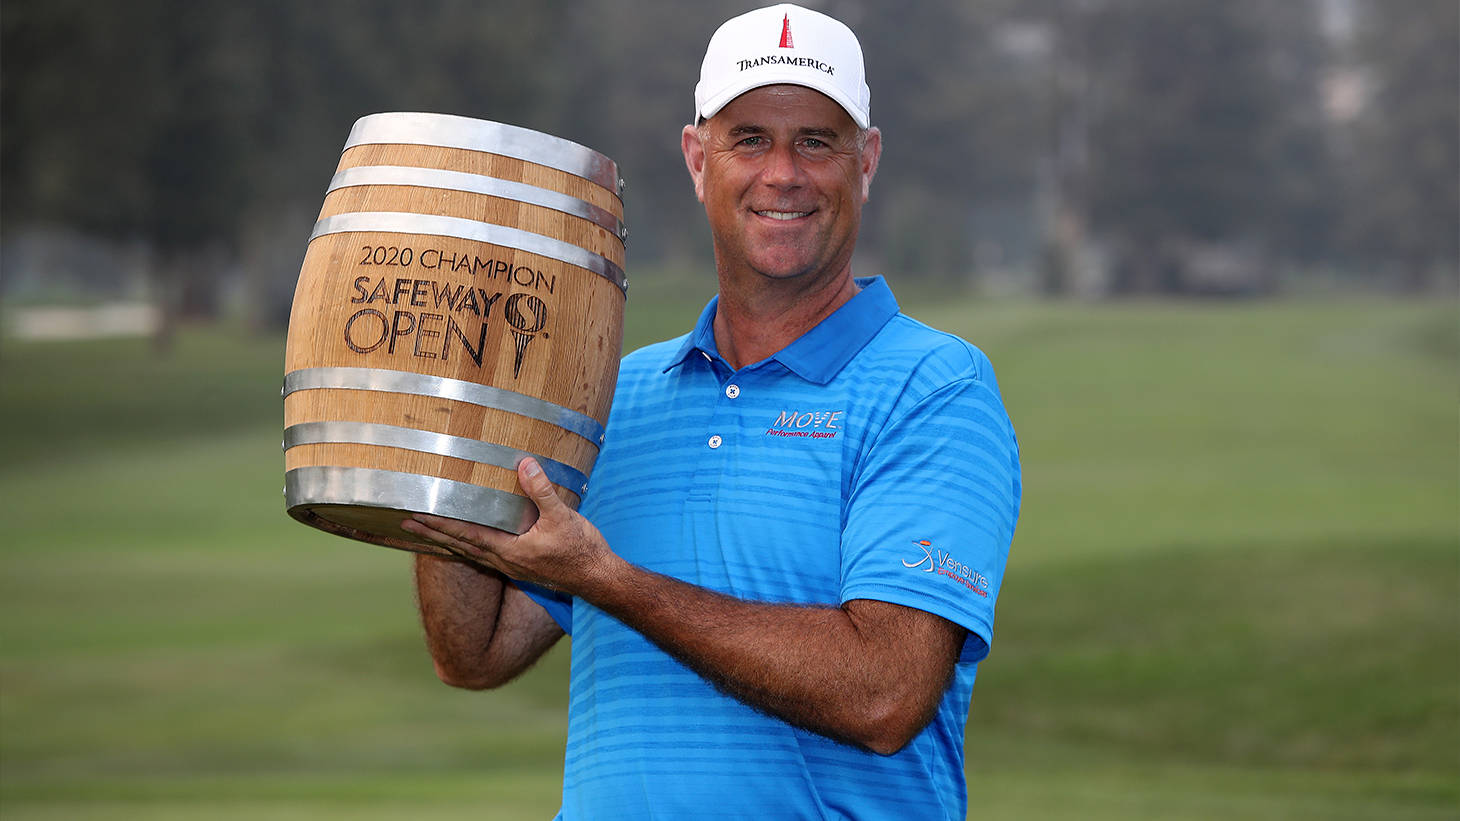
[413,552,564,690]
[404,459,964,754]
[587,570,962,754]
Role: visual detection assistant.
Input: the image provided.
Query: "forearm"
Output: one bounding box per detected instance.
[403,463,960,751]
[413,554,561,689]
[578,554,959,754]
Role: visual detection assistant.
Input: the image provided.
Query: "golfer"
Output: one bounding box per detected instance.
[406,4,1021,818]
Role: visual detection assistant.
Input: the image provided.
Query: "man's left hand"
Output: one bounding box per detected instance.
[402,458,614,595]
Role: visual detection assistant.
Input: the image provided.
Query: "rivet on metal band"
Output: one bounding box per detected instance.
[310,211,627,294]
[284,420,588,493]
[283,366,606,446]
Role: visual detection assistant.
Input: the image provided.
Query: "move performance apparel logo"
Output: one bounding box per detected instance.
[735,12,835,75]
[902,540,990,597]
[765,408,843,440]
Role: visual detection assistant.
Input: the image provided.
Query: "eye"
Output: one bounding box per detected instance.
[737,135,767,148]
[798,135,841,153]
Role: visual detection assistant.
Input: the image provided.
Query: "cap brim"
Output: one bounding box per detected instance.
[697,72,869,129]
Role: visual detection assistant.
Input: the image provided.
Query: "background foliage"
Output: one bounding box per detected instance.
[3,0,1457,321]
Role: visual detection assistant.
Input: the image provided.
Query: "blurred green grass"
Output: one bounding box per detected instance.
[1,291,1455,819]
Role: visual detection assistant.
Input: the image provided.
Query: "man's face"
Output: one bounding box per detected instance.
[682,85,881,286]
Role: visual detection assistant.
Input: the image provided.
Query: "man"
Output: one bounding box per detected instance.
[405,4,1021,819]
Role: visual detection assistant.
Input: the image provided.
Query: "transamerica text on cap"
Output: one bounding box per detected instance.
[736,55,835,75]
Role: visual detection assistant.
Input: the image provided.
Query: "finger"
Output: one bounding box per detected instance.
[517,457,568,518]
[424,535,483,565]
[410,513,487,542]
[402,515,491,560]
[400,516,463,549]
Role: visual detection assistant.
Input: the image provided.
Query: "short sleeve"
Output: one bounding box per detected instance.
[840,377,1020,664]
[512,580,573,634]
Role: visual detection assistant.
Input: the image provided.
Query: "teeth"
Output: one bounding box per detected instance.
[757,210,810,220]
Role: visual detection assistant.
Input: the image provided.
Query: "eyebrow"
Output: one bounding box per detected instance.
[726,124,843,141]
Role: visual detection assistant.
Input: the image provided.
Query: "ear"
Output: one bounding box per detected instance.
[682,124,707,203]
[859,127,882,203]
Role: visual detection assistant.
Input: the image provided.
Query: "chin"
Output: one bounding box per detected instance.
[742,247,818,279]
[748,261,816,281]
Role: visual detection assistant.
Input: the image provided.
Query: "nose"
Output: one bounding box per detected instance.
[760,142,805,188]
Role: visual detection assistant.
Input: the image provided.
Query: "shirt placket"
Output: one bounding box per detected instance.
[686,353,745,504]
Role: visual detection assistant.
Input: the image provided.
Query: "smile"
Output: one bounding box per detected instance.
[755,210,812,221]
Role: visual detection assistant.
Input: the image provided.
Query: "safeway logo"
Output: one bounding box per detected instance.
[778,13,794,48]
[902,540,990,597]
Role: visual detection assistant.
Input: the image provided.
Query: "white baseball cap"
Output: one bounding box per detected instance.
[694,4,871,128]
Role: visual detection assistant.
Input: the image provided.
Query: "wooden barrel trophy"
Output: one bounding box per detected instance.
[283,112,626,555]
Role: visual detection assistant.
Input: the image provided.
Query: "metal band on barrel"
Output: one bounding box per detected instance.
[327,166,628,246]
[344,113,623,196]
[283,366,605,445]
[285,466,539,535]
[310,211,627,294]
[284,421,588,494]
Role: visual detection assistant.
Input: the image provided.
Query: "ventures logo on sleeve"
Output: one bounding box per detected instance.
[902,540,990,597]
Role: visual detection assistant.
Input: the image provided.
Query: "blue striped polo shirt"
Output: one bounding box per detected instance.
[521,276,1021,820]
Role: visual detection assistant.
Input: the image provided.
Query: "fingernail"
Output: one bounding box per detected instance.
[520,458,542,478]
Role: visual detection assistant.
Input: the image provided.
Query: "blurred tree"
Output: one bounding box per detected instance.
[3,0,262,346]
[1028,0,1096,296]
[222,0,579,325]
[4,0,1447,312]
[2,0,585,334]
[543,0,732,270]
[1257,1,1343,272]
[859,0,1046,287]
[1343,0,1459,290]
[1076,0,1332,295]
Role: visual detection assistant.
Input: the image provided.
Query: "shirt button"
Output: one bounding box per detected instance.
[708,435,723,449]
[725,384,741,399]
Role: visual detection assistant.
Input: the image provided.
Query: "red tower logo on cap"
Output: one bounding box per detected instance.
[778,13,794,48]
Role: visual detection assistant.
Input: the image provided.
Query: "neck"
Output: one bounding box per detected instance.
[712,269,860,370]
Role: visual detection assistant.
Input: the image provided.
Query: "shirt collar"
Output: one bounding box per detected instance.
[661,276,899,385]
[662,296,723,372]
